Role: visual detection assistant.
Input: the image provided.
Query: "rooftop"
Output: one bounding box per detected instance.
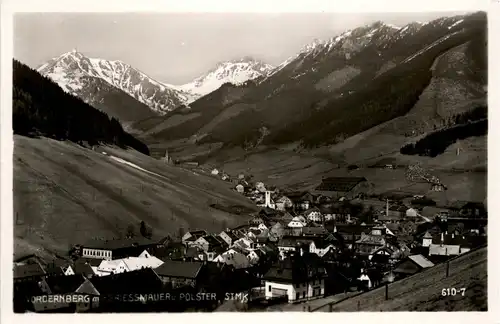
[13,263,45,279]
[408,254,435,268]
[89,268,163,295]
[45,275,87,294]
[154,260,205,279]
[315,177,367,192]
[264,253,327,282]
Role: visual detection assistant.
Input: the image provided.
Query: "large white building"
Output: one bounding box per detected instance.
[264,255,327,303]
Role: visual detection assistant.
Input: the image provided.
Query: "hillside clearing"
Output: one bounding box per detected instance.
[13,135,257,260]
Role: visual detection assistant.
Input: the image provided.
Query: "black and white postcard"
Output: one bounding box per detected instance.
[1,0,497,322]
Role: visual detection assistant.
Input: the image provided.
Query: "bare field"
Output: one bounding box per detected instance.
[13,136,257,259]
[208,145,486,205]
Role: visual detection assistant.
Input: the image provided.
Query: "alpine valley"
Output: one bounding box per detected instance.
[13,11,487,262]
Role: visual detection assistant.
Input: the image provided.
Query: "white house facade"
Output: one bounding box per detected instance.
[305,210,322,222]
[82,248,112,260]
[288,216,307,228]
[265,279,325,303]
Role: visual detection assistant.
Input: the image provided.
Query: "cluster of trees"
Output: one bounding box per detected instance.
[13,60,149,155]
[400,107,487,157]
[125,220,153,239]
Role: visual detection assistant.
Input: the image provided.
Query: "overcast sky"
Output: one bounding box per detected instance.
[15,12,467,84]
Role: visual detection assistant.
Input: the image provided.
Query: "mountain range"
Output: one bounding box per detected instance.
[37,52,275,118]
[13,11,487,260]
[132,12,486,168]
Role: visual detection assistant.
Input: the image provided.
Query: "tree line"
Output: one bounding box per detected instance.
[13,60,149,155]
[400,106,487,157]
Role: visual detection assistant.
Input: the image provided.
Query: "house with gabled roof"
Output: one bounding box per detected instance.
[288,216,307,228]
[393,254,435,279]
[72,260,96,278]
[219,230,239,247]
[154,260,206,289]
[332,224,374,249]
[182,230,208,245]
[44,259,74,277]
[304,207,322,222]
[264,253,327,303]
[308,239,336,257]
[13,263,46,283]
[81,237,157,261]
[275,196,293,211]
[355,233,387,256]
[301,226,329,237]
[213,250,251,269]
[314,177,369,198]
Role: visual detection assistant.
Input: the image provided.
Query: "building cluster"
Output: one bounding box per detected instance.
[13,175,487,312]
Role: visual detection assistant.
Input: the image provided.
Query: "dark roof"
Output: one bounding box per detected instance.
[310,238,334,249]
[13,263,45,279]
[231,224,251,232]
[82,237,156,250]
[431,234,467,245]
[284,191,308,199]
[188,230,208,236]
[447,201,470,210]
[222,231,239,241]
[202,235,225,247]
[44,259,70,275]
[157,236,172,245]
[89,268,163,295]
[389,205,407,212]
[302,227,328,236]
[45,275,86,294]
[334,224,374,235]
[385,223,401,232]
[278,236,314,248]
[154,260,205,279]
[184,247,202,258]
[356,234,386,246]
[260,208,279,217]
[78,258,102,267]
[264,253,327,282]
[431,234,486,247]
[315,177,367,192]
[72,261,95,277]
[14,280,45,299]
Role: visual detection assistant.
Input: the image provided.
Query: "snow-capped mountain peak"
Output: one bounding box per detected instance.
[38,50,192,114]
[175,58,275,96]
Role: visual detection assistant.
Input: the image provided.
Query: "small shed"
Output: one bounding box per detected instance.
[393,254,434,278]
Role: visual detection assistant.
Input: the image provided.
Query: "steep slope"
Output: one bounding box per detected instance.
[14,136,257,260]
[38,50,193,115]
[138,12,485,154]
[326,247,487,311]
[13,60,149,155]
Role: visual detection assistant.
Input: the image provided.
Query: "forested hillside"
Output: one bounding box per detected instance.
[400,106,487,157]
[13,60,150,155]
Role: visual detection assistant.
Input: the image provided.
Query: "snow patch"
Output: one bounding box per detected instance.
[448,19,464,29]
[109,156,160,177]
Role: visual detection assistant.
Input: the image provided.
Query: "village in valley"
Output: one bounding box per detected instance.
[13,161,487,313]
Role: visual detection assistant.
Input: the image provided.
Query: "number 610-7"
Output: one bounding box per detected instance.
[442,288,466,296]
